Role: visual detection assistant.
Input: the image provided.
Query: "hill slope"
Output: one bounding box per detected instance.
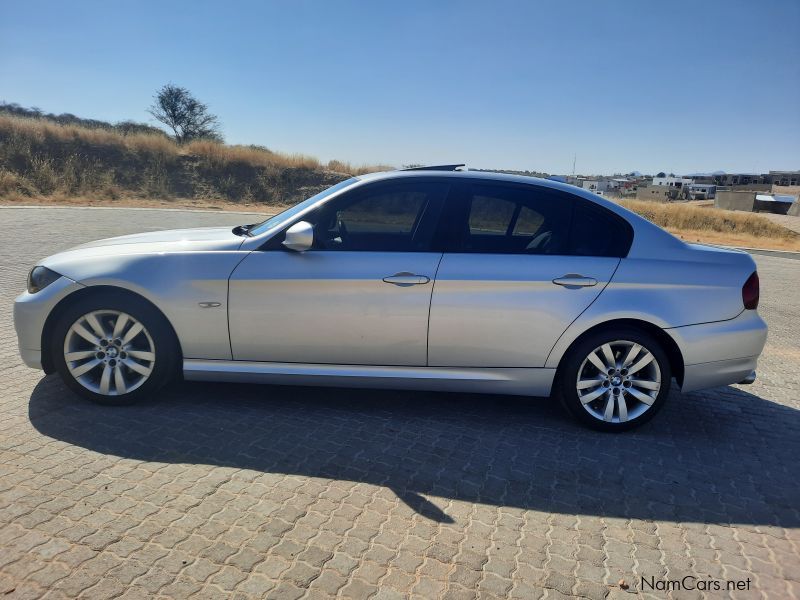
[0,114,388,206]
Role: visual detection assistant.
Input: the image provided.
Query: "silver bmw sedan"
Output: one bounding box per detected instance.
[14,167,767,431]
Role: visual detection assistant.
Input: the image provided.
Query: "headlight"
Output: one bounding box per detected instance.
[27,266,62,294]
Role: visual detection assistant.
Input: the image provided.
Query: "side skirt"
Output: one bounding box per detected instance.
[183,359,555,397]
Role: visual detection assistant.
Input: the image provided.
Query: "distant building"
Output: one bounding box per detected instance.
[687,184,716,200]
[652,176,693,189]
[769,171,800,186]
[716,191,796,215]
[636,185,673,202]
[582,180,612,193]
[692,173,769,187]
[565,176,584,188]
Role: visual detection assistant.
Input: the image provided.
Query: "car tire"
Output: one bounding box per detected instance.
[51,290,179,405]
[557,327,671,432]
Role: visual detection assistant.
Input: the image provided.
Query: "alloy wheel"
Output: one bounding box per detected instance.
[63,310,156,396]
[576,340,661,424]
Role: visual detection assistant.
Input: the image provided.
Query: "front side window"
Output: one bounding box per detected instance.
[248,177,358,236]
[309,182,449,252]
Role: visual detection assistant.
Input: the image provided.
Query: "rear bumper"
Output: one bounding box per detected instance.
[666,310,767,392]
[682,356,759,393]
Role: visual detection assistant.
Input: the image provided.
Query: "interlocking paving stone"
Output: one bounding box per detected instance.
[0,207,798,598]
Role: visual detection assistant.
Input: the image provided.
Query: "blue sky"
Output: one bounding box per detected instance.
[1,0,798,174]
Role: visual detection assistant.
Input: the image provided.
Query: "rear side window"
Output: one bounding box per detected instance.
[458,184,573,254]
[468,195,516,235]
[567,202,633,257]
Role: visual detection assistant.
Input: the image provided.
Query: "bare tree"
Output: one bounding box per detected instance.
[148,84,222,144]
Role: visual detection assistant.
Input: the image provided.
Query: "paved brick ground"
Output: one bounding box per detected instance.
[1,207,798,599]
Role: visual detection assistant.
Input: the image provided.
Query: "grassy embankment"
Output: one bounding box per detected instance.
[620,199,800,251]
[0,114,389,209]
[0,113,797,250]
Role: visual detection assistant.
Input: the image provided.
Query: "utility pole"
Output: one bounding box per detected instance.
[572,154,576,177]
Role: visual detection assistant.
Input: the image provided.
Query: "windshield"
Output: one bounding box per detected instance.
[247,178,359,236]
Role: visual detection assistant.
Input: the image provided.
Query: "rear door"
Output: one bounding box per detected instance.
[428,182,629,368]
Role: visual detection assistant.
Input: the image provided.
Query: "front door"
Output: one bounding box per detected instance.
[228,180,449,366]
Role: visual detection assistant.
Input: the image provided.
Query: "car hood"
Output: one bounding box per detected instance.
[40,226,247,276]
[66,226,246,252]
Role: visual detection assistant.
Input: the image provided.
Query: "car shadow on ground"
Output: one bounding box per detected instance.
[28,375,800,526]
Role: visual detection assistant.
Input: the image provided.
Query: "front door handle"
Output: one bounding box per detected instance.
[552,274,598,288]
[382,272,430,286]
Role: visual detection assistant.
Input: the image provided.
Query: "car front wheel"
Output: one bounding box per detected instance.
[558,328,671,432]
[51,291,178,405]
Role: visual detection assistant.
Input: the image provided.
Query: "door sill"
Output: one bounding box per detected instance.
[183,359,555,396]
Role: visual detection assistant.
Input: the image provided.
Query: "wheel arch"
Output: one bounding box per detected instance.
[553,318,685,388]
[40,285,183,374]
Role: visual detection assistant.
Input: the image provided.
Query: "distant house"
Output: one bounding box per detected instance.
[582,179,612,193]
[637,185,674,202]
[688,184,716,200]
[565,176,585,188]
[693,173,770,187]
[652,176,693,189]
[611,177,635,192]
[769,171,800,186]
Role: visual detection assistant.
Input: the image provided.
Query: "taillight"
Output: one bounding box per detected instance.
[742,271,759,310]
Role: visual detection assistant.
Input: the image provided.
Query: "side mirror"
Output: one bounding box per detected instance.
[282,221,314,252]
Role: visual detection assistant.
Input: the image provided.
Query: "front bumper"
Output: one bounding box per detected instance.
[14,276,84,370]
[666,309,767,392]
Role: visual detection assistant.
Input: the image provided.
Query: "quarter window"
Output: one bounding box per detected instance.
[567,202,632,257]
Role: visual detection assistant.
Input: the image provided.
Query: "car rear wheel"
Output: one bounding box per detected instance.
[52,291,178,405]
[558,328,671,432]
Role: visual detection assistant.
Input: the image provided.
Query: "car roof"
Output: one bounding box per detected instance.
[357,168,566,189]
[356,169,623,212]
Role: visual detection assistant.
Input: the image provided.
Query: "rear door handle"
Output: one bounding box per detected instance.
[552,274,598,287]
[382,272,430,286]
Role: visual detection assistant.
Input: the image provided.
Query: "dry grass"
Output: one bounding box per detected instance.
[0,114,391,174]
[0,114,391,204]
[0,114,175,155]
[620,199,800,251]
[667,229,800,251]
[326,159,394,176]
[184,140,323,170]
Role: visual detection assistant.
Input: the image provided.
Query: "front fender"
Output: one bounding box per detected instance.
[42,251,249,360]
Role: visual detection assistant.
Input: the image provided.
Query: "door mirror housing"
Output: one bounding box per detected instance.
[282,221,314,252]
